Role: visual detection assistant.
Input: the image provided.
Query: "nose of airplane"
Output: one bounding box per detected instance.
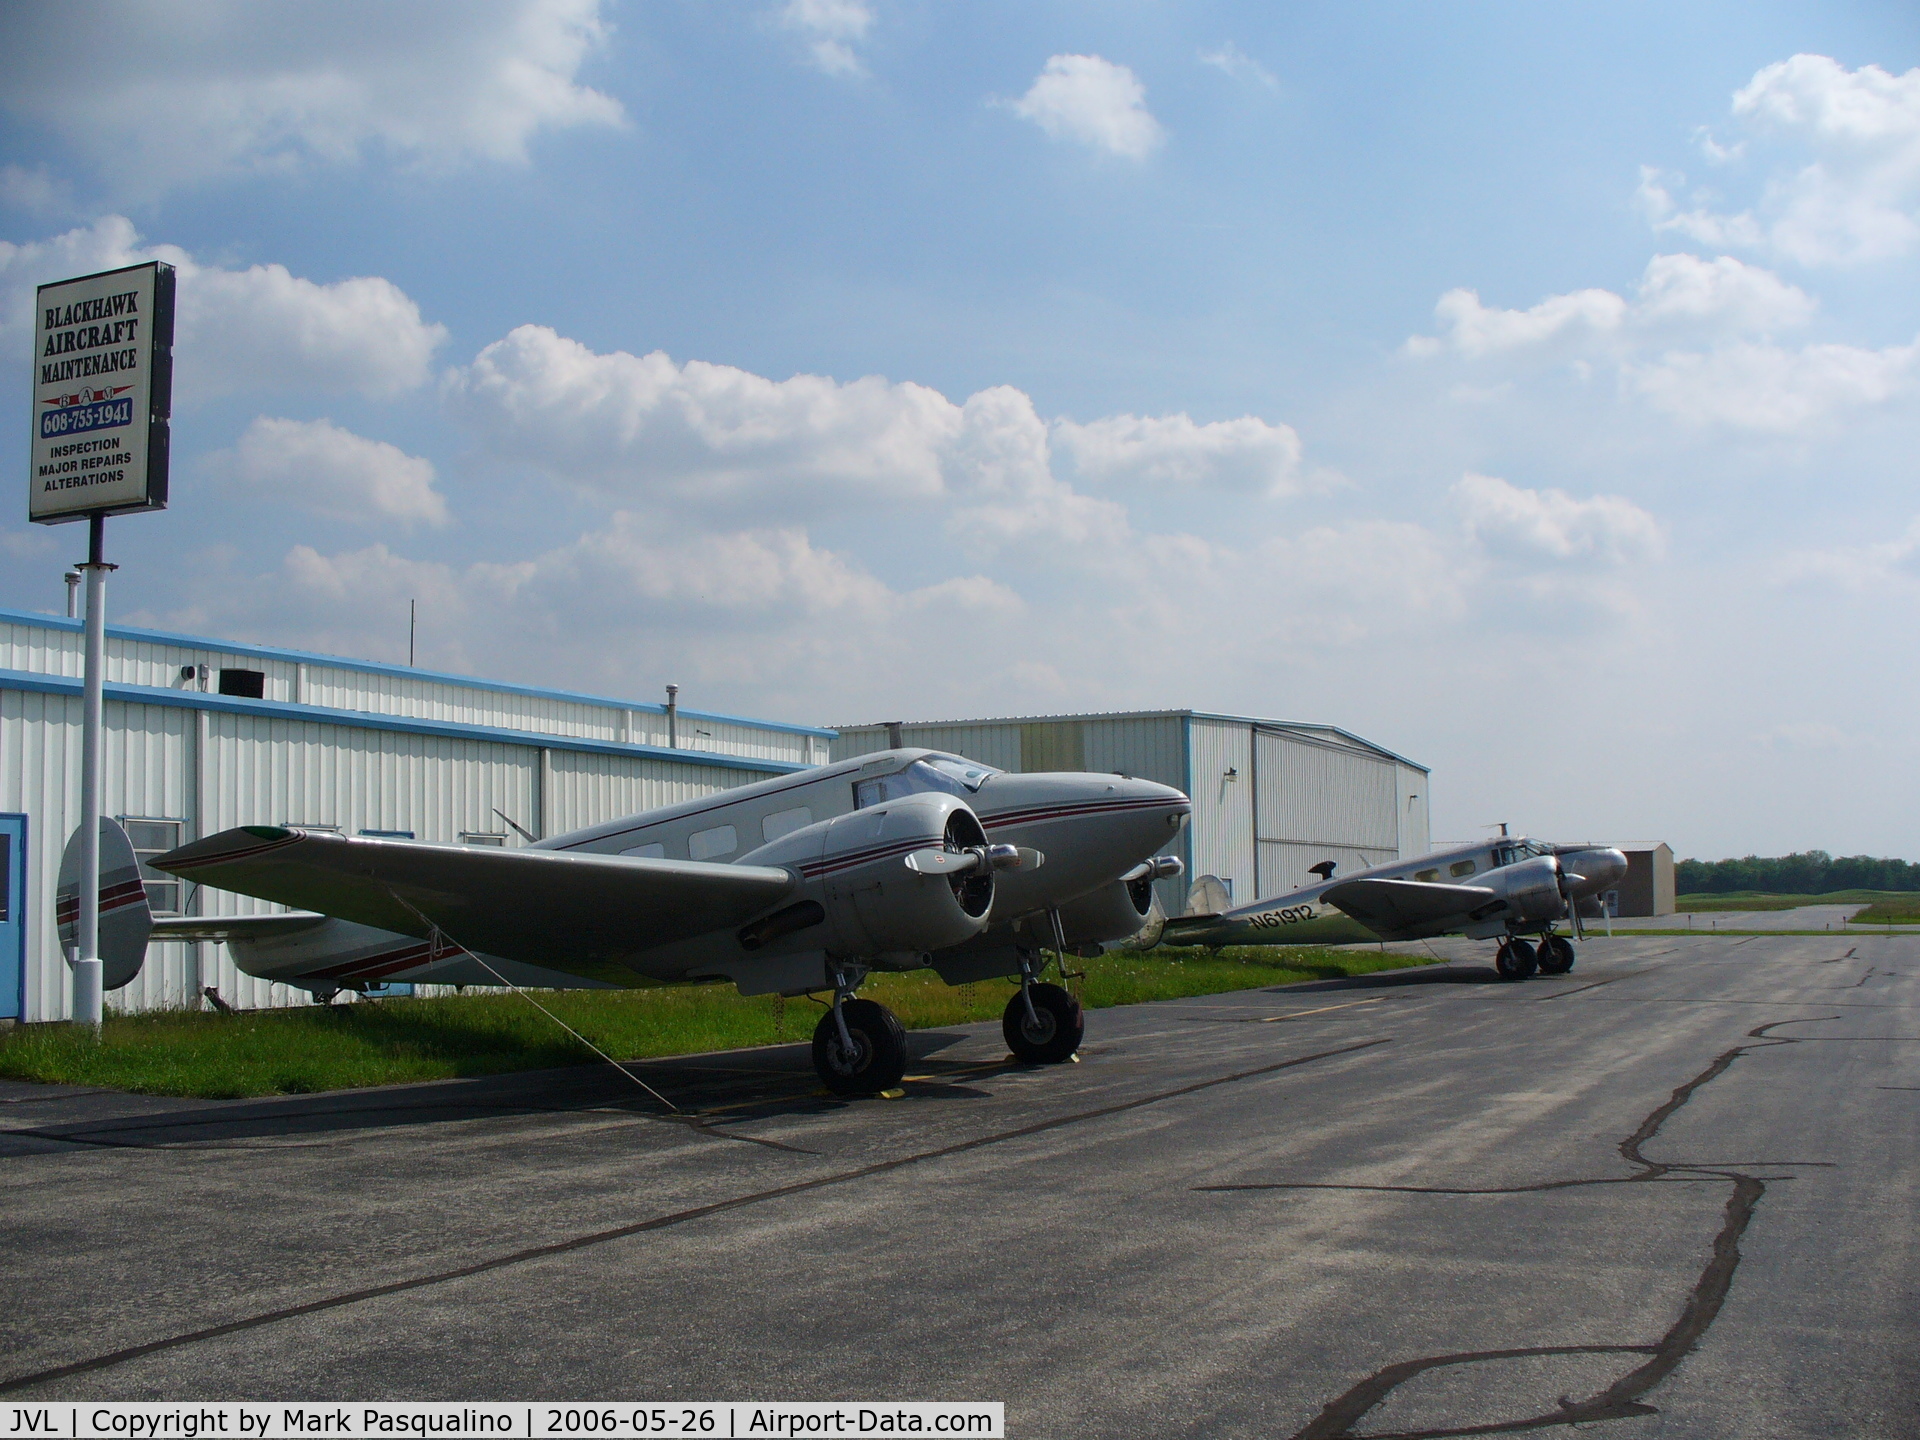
[1565,847,1627,893]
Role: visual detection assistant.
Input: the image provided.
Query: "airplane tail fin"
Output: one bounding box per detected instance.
[57,818,153,991]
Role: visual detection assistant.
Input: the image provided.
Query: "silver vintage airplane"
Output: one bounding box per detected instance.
[1160,835,1629,980]
[140,749,1191,1094]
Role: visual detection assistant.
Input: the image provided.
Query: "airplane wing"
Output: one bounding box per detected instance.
[153,826,796,979]
[150,912,332,942]
[1321,877,1498,938]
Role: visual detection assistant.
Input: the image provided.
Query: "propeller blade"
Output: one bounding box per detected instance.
[904,844,1038,877]
[905,848,980,876]
[1121,855,1185,884]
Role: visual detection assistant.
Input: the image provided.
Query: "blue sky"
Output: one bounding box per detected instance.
[4,1,1919,861]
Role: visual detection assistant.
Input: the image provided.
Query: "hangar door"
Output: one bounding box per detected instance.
[1254,731,1398,894]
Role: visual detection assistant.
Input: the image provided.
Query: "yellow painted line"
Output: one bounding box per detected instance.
[1259,998,1385,1023]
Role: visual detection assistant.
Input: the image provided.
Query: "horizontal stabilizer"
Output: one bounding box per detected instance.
[149,912,331,943]
[1322,877,1496,938]
[154,827,796,980]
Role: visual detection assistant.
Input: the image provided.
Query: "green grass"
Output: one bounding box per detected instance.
[0,945,1432,1099]
[1677,890,1916,912]
[1848,901,1920,925]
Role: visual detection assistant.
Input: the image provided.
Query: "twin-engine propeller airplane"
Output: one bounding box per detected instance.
[1162,836,1628,980]
[138,750,1191,1094]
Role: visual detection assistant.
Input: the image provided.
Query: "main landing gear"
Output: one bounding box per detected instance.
[1002,947,1084,1065]
[812,967,908,1097]
[1494,938,1537,982]
[1494,933,1576,981]
[1536,934,1576,975]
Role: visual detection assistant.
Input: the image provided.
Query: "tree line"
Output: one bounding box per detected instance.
[1676,851,1920,894]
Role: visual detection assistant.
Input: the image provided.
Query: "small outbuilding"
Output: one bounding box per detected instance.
[1607,843,1677,917]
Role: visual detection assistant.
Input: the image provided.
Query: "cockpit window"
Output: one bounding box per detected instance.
[925,756,995,790]
[853,756,1001,809]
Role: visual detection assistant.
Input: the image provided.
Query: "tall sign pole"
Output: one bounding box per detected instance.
[29,260,174,1031]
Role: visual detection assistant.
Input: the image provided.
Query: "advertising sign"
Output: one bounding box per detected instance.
[28,259,174,524]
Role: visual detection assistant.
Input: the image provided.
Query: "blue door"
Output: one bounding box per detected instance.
[0,814,24,1020]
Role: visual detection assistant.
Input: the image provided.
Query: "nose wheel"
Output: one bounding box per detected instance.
[812,996,907,1096]
[1003,981,1084,1064]
[1494,938,1538,982]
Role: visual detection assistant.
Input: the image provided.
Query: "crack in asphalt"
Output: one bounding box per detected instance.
[0,1037,1390,1395]
[1203,1017,1832,1438]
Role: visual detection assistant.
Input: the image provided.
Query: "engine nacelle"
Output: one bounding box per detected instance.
[1480,854,1567,926]
[1054,876,1156,949]
[739,792,994,960]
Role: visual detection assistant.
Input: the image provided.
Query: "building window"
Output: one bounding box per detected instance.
[460,832,508,847]
[762,807,812,843]
[359,829,415,840]
[121,818,185,915]
[689,825,737,861]
[217,668,266,698]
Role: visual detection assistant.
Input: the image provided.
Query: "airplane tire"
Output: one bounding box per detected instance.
[1003,982,1084,1064]
[1537,936,1575,975]
[1495,939,1538,982]
[812,999,907,1096]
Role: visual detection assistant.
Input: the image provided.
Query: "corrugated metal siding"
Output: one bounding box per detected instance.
[1397,763,1430,857]
[1188,719,1253,907]
[544,750,757,838]
[1258,841,1398,892]
[2,607,815,1020]
[1256,730,1398,852]
[2,610,826,765]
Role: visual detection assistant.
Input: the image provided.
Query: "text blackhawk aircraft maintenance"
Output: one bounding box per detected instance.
[137,751,1190,1094]
[1163,836,1628,980]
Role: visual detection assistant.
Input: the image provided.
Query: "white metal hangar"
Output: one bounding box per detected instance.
[0,606,833,1024]
[831,711,1430,918]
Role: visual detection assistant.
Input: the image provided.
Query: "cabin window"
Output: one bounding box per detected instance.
[1449,859,1477,878]
[121,817,185,915]
[690,825,737,861]
[1415,869,1439,883]
[620,842,666,859]
[762,807,812,843]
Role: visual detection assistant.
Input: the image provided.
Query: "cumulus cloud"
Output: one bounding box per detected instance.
[1,216,446,400]
[1053,412,1305,495]
[1008,55,1164,160]
[249,519,1025,696]
[1406,252,1814,359]
[1625,337,1917,431]
[446,324,1149,547]
[1198,43,1277,89]
[220,418,449,527]
[1780,515,1920,592]
[1643,55,1920,265]
[778,0,874,77]
[1455,473,1664,565]
[0,0,624,197]
[1402,250,1906,432]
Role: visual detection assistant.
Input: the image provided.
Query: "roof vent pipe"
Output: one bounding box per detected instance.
[666,684,679,749]
[886,721,904,750]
